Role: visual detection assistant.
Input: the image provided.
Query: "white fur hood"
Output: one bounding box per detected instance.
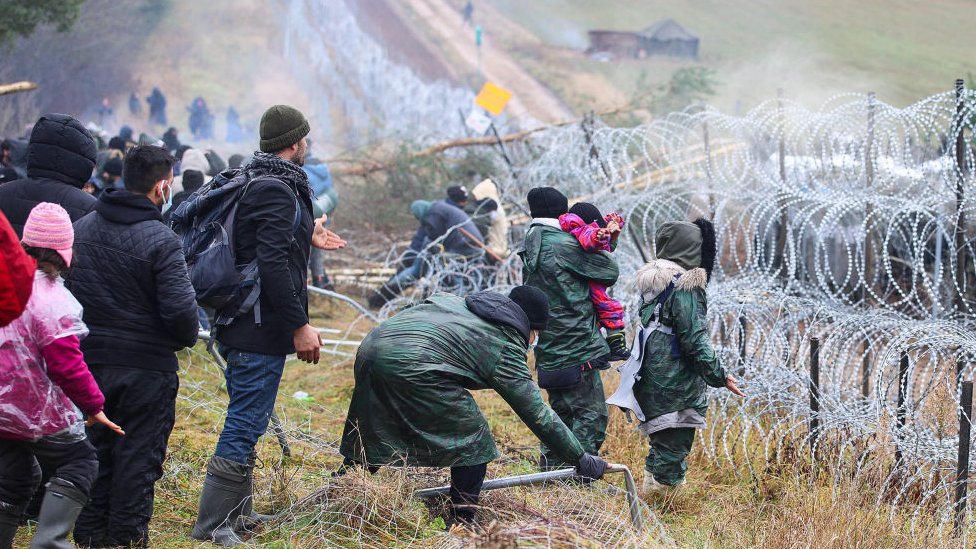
[634,259,708,301]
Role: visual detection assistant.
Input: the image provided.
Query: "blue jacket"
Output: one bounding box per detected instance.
[422,200,483,256]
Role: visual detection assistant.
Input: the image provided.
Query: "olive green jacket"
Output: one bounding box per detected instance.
[520,221,619,371]
[633,259,726,420]
[339,292,584,467]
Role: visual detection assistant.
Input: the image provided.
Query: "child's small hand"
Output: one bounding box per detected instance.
[606,220,620,234]
[87,411,125,436]
[596,228,610,241]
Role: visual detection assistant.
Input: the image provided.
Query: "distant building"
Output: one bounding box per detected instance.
[587,19,699,60]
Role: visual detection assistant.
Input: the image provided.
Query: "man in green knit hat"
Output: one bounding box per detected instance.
[191,105,346,546]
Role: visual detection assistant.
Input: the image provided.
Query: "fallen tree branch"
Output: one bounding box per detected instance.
[329,126,548,176]
[0,81,38,96]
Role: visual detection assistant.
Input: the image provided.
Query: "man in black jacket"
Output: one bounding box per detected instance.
[191,105,328,546]
[0,114,97,236]
[67,145,199,548]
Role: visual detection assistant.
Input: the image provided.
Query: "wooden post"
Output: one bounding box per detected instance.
[955,380,973,538]
[895,351,909,465]
[861,350,871,397]
[809,337,821,456]
[954,79,969,315]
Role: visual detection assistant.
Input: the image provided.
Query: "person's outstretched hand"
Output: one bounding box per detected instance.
[86,412,125,436]
[725,374,746,397]
[312,215,347,251]
[294,323,322,364]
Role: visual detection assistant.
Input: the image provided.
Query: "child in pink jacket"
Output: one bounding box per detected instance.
[0,203,123,549]
[558,202,629,360]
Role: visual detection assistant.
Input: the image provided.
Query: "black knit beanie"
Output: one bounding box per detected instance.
[182,169,205,193]
[568,202,606,227]
[508,285,549,330]
[527,187,568,219]
[447,185,468,203]
[259,105,310,153]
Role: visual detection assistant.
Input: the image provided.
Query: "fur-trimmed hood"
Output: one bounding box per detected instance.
[634,258,708,301]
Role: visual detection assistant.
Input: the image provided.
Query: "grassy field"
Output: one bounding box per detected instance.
[10,292,964,548]
[467,0,976,112]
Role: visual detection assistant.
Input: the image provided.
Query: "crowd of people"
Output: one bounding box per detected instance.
[0,100,745,547]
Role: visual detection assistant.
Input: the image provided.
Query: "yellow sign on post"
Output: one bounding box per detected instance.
[474,82,512,116]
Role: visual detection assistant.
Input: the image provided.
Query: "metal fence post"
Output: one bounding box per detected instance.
[955,380,973,537]
[809,337,820,457]
[895,351,909,466]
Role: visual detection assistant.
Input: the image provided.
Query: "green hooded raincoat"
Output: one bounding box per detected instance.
[339,292,584,468]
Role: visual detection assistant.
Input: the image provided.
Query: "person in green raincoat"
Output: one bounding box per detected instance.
[339,286,608,523]
[611,219,744,493]
[519,187,620,470]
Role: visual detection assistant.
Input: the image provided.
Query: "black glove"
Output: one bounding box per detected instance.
[576,453,608,480]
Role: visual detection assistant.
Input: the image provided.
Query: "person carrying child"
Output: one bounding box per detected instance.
[0,203,124,549]
[558,202,629,361]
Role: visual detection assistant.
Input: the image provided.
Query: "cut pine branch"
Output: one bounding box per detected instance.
[0,81,38,96]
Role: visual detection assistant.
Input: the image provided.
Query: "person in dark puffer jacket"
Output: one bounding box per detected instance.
[67,146,198,548]
[0,114,97,236]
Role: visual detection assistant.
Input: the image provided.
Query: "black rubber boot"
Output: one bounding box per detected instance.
[367,282,402,309]
[29,478,86,549]
[235,454,273,533]
[0,500,22,549]
[190,456,247,547]
[606,330,630,361]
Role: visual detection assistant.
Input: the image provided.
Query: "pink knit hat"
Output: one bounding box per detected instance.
[22,202,74,266]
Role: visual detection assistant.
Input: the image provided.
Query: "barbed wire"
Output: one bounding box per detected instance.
[347,88,976,540]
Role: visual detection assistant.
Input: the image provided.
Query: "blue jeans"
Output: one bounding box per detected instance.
[214,345,285,464]
[389,255,423,289]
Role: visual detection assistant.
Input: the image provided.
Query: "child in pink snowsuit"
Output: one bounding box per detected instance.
[558,202,630,360]
[0,203,123,549]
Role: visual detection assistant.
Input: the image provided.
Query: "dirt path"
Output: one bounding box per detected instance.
[401,0,577,125]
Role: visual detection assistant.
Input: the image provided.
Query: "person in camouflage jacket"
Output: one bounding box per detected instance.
[519,187,619,469]
[618,219,744,492]
[339,286,608,523]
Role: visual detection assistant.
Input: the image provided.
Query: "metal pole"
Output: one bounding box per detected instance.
[862,92,876,306]
[738,316,747,376]
[809,337,820,456]
[954,79,969,315]
[775,88,789,282]
[703,117,716,219]
[955,380,973,538]
[413,464,645,532]
[895,351,909,466]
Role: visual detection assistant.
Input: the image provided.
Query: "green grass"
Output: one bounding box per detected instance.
[10,292,964,547]
[475,0,976,110]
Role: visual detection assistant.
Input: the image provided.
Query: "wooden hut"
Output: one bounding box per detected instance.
[587,19,699,60]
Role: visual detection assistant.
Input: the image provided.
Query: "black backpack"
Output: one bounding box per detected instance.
[170,168,299,326]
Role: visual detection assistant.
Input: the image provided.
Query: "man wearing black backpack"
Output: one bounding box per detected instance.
[68,145,199,548]
[191,105,342,546]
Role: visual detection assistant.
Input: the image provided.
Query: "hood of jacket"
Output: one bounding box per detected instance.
[95,189,163,225]
[465,291,530,344]
[635,258,707,300]
[2,138,28,170]
[655,221,702,271]
[471,178,500,203]
[303,162,333,197]
[180,148,211,176]
[26,114,97,188]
